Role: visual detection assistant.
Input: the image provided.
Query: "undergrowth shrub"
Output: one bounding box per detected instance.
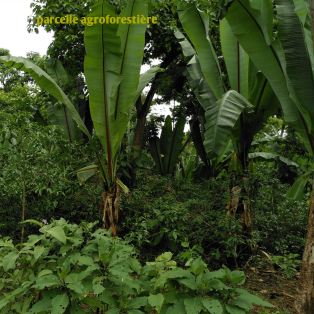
[0,218,273,313]
[119,172,252,267]
[249,165,307,256]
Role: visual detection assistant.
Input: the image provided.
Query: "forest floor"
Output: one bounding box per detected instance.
[243,267,298,314]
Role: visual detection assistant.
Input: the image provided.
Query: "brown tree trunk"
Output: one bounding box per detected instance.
[294,176,314,313]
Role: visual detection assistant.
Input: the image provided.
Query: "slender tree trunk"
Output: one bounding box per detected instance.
[294,175,314,313]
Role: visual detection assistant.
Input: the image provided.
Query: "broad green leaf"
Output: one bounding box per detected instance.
[286,170,313,201]
[229,270,246,285]
[224,0,313,154]
[76,164,98,185]
[46,226,67,244]
[0,56,90,139]
[106,309,120,314]
[32,275,61,289]
[202,298,223,314]
[0,241,13,248]
[165,299,185,314]
[93,283,105,295]
[82,296,102,307]
[133,67,164,102]
[148,294,164,314]
[190,257,206,275]
[184,297,202,314]
[69,301,85,314]
[2,251,19,272]
[84,0,148,180]
[29,297,52,313]
[99,289,118,307]
[67,282,86,295]
[174,30,196,57]
[235,289,273,307]
[226,304,246,314]
[185,55,217,111]
[51,293,69,314]
[233,297,253,309]
[0,299,9,311]
[293,0,314,73]
[78,255,94,266]
[248,152,301,170]
[178,4,224,99]
[21,296,33,314]
[155,269,192,289]
[127,297,148,309]
[160,115,186,175]
[46,58,68,86]
[37,270,53,277]
[156,252,173,262]
[220,18,258,99]
[127,257,141,274]
[34,246,45,260]
[204,90,253,159]
[276,0,314,140]
[149,138,163,175]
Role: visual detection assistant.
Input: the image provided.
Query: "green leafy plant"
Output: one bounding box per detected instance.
[0,218,273,313]
[149,115,186,176]
[269,253,301,279]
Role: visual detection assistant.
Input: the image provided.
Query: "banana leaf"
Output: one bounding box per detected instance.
[149,137,163,176]
[276,0,314,138]
[286,169,313,201]
[160,115,186,175]
[204,90,253,159]
[248,152,301,170]
[224,0,313,154]
[84,0,149,181]
[178,4,225,99]
[45,58,81,142]
[220,18,258,99]
[76,165,98,186]
[0,55,90,139]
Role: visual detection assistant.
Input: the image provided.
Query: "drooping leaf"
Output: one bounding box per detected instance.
[178,4,224,99]
[0,56,91,139]
[76,164,98,185]
[286,169,313,201]
[204,90,253,159]
[224,0,313,154]
[133,67,164,102]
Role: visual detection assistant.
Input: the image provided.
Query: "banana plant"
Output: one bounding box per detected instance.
[218,1,314,311]
[149,115,186,176]
[175,20,280,173]
[0,0,161,237]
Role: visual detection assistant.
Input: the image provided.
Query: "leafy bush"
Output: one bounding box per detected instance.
[0,218,273,313]
[249,165,307,256]
[119,172,250,266]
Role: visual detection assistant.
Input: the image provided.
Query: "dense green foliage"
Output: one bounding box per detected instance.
[0,219,273,313]
[2,0,314,312]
